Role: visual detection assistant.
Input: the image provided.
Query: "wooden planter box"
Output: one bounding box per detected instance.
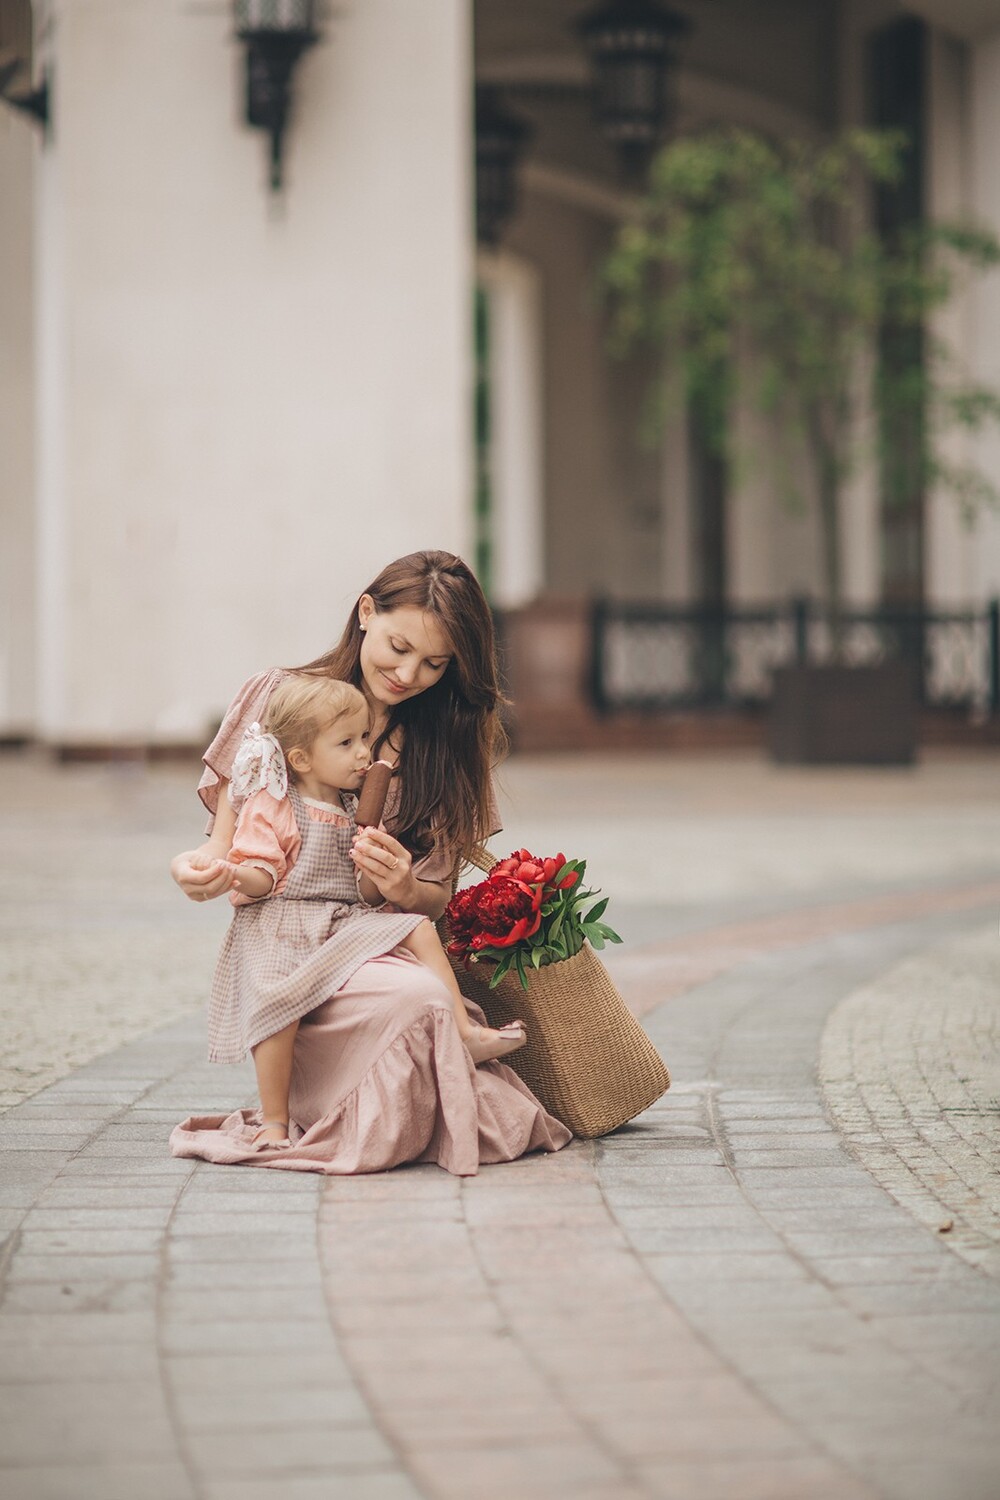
[769,662,918,765]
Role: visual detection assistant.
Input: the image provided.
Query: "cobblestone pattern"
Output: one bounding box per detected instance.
[820,923,1000,1278]
[0,1025,423,1500]
[0,755,229,1112]
[3,751,1000,1498]
[2,909,999,1497]
[629,916,1000,1500]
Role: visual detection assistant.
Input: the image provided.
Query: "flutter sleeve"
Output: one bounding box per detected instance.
[198,668,287,831]
[227,790,302,907]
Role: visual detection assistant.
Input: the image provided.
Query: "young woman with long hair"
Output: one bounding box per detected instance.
[169,550,571,1175]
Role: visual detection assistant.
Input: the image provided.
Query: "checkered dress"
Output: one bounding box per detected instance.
[207,787,426,1064]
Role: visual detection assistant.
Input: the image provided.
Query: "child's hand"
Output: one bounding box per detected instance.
[212,860,241,893]
[171,847,237,902]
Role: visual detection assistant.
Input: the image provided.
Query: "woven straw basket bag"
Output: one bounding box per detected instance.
[440,850,670,1139]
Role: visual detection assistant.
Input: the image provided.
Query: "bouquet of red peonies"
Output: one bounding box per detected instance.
[445,848,622,991]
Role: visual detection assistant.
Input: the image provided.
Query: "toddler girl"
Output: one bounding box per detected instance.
[203,673,525,1146]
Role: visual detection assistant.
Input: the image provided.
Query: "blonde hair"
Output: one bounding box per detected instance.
[264,674,367,778]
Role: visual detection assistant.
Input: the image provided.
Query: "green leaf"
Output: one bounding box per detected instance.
[584,897,609,924]
[487,956,511,989]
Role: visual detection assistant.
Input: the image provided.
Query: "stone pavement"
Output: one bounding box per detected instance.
[1,748,999,1499]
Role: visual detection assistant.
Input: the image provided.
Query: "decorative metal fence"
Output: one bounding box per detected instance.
[589,598,1000,716]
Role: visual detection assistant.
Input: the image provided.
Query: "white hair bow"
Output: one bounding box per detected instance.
[228,722,288,806]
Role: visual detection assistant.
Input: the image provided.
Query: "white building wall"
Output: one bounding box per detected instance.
[0,107,36,736]
[35,0,473,745]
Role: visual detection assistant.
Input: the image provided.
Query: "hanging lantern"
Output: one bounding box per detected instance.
[234,0,319,192]
[0,1,48,130]
[475,87,531,248]
[577,0,689,178]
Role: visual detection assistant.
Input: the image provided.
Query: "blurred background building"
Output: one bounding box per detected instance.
[2,1,1000,752]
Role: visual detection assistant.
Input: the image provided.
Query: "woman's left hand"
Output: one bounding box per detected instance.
[350,827,415,906]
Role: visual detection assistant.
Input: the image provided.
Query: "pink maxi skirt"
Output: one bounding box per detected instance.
[170,950,572,1177]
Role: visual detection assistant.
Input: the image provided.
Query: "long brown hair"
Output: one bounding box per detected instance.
[293,551,507,865]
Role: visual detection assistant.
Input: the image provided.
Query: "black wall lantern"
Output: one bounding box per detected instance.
[577,0,689,178]
[0,57,47,126]
[235,0,318,192]
[475,86,531,248]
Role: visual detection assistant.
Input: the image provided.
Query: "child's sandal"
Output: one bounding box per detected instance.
[465,1022,526,1066]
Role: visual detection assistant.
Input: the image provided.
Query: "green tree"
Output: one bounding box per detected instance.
[604,128,1000,629]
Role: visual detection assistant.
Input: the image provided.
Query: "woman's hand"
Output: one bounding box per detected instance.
[350,828,450,918]
[350,827,416,908]
[170,844,238,902]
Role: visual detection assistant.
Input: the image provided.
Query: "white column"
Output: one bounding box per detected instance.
[925,29,975,606]
[0,108,37,736]
[476,250,545,608]
[966,26,1000,606]
[34,0,474,745]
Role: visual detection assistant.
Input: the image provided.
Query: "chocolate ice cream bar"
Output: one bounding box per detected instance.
[355,760,393,828]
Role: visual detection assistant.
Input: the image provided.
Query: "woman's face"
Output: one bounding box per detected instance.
[358,598,453,708]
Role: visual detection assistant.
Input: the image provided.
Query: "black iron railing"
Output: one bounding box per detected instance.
[590,597,1000,715]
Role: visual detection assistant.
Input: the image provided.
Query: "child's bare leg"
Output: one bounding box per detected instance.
[250,1020,299,1144]
[401,921,526,1065]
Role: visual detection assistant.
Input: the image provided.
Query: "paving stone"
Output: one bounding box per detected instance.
[0,1462,196,1500]
[162,1319,336,1355]
[173,1211,323,1237]
[644,1252,811,1282]
[185,1422,395,1475]
[165,1286,331,1322]
[0,1342,162,1382]
[171,1382,371,1431]
[200,1476,423,1500]
[16,1226,165,1254]
[0,1311,156,1345]
[2,1279,157,1314]
[165,1351,354,1389]
[167,1257,324,1290]
[0,1381,176,1465]
[634,1455,876,1500]
[6,1252,160,1283]
[404,1439,624,1500]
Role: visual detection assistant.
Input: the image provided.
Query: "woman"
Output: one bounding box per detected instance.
[169,550,572,1175]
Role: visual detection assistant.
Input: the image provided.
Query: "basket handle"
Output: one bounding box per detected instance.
[447,844,496,897]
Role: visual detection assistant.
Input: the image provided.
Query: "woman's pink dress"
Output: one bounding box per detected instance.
[169,670,572,1176]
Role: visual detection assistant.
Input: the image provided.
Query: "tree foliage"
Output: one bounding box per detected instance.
[604,128,1000,615]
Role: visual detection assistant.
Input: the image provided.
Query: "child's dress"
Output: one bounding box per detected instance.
[209,782,425,1064]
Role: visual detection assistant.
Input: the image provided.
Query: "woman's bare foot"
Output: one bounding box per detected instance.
[253,1119,291,1146]
[463,1022,527,1066]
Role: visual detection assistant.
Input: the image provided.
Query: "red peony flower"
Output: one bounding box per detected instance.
[444,885,481,957]
[490,849,579,892]
[444,849,619,989]
[472,875,543,948]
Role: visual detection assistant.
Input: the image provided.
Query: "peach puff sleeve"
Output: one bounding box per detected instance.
[198,668,288,832]
[227,790,302,907]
